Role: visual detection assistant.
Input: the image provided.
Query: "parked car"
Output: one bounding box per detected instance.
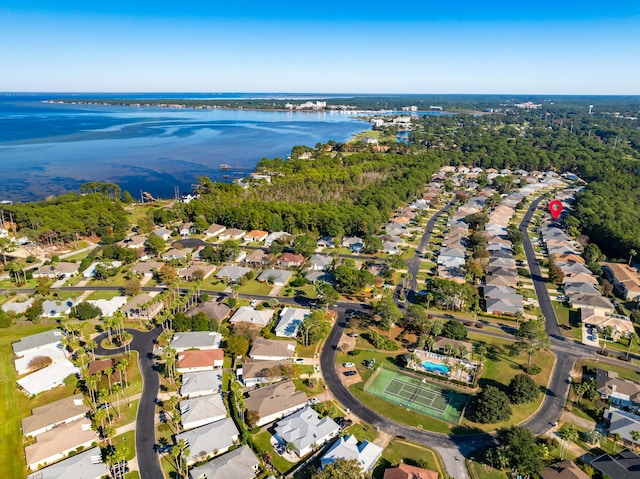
[348,332,359,338]
[308,397,320,405]
[343,362,355,368]
[294,358,305,364]
[342,419,353,428]
[343,371,357,377]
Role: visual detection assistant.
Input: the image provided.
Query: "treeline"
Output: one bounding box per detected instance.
[169,149,442,238]
[3,189,129,244]
[411,109,640,257]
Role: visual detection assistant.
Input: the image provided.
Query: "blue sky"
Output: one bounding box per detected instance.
[1,1,639,94]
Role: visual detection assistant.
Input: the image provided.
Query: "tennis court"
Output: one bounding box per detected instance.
[363,367,469,424]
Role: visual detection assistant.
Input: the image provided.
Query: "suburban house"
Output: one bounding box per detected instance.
[485,297,524,316]
[249,338,296,361]
[244,380,308,427]
[122,293,162,321]
[17,359,80,396]
[383,464,439,479]
[342,236,364,251]
[277,253,305,268]
[22,394,87,438]
[265,231,290,246]
[171,331,222,352]
[309,254,332,271]
[120,234,147,249]
[229,306,275,328]
[273,406,340,456]
[180,370,222,399]
[151,228,172,241]
[185,302,231,323]
[1,296,34,315]
[605,407,640,449]
[216,265,251,283]
[275,307,311,338]
[175,417,239,465]
[25,447,106,479]
[32,262,80,279]
[602,263,640,301]
[484,274,518,288]
[596,369,640,408]
[245,230,268,243]
[219,228,246,241]
[12,330,66,375]
[237,359,290,387]
[433,336,473,358]
[564,282,601,298]
[590,449,640,479]
[188,445,260,479]
[320,435,383,473]
[82,260,122,279]
[205,224,226,238]
[564,272,599,285]
[305,270,333,285]
[569,295,615,315]
[243,249,269,266]
[179,222,196,238]
[257,268,293,286]
[25,416,96,471]
[539,460,590,479]
[132,260,163,277]
[177,349,224,373]
[87,297,128,317]
[160,249,188,263]
[178,263,216,281]
[40,298,77,319]
[580,308,636,340]
[179,394,227,431]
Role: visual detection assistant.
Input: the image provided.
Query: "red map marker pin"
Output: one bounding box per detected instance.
[548,199,563,220]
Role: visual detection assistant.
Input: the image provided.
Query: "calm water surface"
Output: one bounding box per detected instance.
[0,94,367,201]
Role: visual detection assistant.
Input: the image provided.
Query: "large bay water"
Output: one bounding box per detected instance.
[0,93,368,202]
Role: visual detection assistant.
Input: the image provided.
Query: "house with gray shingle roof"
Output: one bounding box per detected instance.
[171,331,222,352]
[244,380,308,427]
[273,406,340,456]
[180,394,227,431]
[249,338,296,361]
[216,265,251,283]
[257,268,293,286]
[188,445,260,479]
[25,446,106,479]
[275,307,310,338]
[175,417,239,465]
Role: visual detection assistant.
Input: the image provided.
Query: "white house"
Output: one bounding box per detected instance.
[175,417,239,465]
[12,330,66,375]
[229,306,275,328]
[25,447,106,479]
[188,445,260,479]
[320,435,383,473]
[171,331,222,352]
[17,359,80,396]
[179,394,227,431]
[22,394,87,438]
[273,407,340,456]
[249,338,296,361]
[275,307,311,338]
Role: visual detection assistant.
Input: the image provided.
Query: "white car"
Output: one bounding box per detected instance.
[343,362,355,368]
[308,397,320,405]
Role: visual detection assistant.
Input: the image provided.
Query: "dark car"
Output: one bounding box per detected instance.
[343,371,357,377]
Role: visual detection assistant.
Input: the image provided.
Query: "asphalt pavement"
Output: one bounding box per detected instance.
[95,327,163,479]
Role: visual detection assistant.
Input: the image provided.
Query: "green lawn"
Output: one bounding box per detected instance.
[467,459,508,479]
[85,290,123,300]
[463,332,555,431]
[552,301,582,340]
[372,440,444,479]
[112,430,136,461]
[253,430,294,474]
[237,280,273,296]
[0,323,73,479]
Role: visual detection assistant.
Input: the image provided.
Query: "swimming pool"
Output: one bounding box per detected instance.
[422,361,449,375]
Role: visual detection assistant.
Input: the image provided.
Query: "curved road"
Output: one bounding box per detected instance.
[95,327,162,479]
[320,194,609,477]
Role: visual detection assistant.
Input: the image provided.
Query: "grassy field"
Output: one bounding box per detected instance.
[467,459,508,479]
[372,440,444,479]
[464,332,555,431]
[552,301,582,340]
[0,323,70,479]
[85,289,123,301]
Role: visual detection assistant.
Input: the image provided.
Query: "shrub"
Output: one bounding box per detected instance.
[367,331,399,350]
[523,364,542,375]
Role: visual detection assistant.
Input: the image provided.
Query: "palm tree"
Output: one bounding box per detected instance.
[116,359,129,389]
[171,439,190,479]
[612,432,623,453]
[85,337,97,360]
[630,430,640,449]
[627,332,639,360]
[629,249,637,266]
[425,336,436,353]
